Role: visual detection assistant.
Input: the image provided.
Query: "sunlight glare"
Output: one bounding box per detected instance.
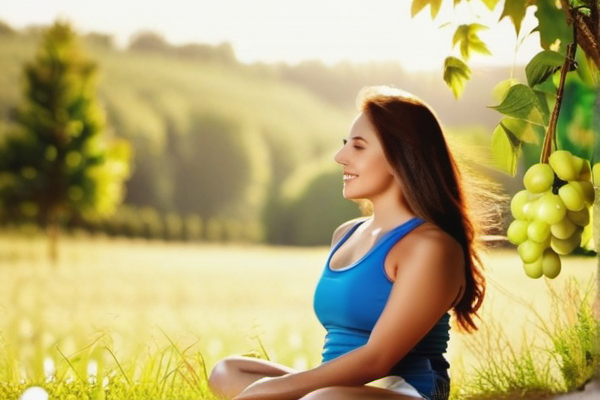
[18,387,48,400]
[2,0,543,72]
[43,357,55,380]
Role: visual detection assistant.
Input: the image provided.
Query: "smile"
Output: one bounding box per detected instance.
[343,174,358,181]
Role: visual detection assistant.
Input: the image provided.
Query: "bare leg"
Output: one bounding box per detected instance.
[208,356,297,399]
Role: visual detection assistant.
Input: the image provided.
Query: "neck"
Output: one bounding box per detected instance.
[367,187,415,230]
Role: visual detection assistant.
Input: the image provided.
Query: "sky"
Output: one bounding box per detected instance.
[2,0,543,72]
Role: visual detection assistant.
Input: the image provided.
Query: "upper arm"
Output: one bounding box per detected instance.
[364,232,465,371]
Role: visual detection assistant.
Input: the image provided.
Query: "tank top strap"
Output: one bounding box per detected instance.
[331,219,367,250]
[372,217,426,256]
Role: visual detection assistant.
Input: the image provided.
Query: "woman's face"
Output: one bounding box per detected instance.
[334,112,398,201]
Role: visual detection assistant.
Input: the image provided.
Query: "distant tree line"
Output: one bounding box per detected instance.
[0,20,365,245]
[0,20,522,246]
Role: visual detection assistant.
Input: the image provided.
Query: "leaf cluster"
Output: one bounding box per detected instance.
[412,0,599,178]
[412,0,598,98]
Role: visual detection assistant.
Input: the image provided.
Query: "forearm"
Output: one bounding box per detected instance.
[234,346,388,400]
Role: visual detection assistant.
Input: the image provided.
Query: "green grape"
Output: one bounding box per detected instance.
[541,248,561,279]
[518,240,546,263]
[567,207,590,227]
[571,155,584,176]
[593,162,600,188]
[524,197,542,221]
[569,181,594,205]
[549,150,578,181]
[523,258,543,279]
[523,163,554,193]
[550,217,577,240]
[577,158,591,181]
[536,192,566,225]
[539,234,551,248]
[558,182,585,211]
[550,230,582,255]
[510,190,530,220]
[507,220,529,245]
[526,220,550,243]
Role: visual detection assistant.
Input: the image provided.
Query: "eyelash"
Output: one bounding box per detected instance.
[342,140,363,150]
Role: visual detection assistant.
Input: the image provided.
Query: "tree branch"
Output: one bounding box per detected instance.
[560,0,600,70]
[540,42,577,163]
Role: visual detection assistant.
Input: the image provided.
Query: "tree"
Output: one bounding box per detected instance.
[0,20,132,263]
[128,31,171,54]
[413,1,598,262]
[413,0,600,391]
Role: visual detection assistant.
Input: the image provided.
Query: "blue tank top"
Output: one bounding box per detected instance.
[313,216,451,376]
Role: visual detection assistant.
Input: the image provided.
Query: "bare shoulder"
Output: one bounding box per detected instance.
[406,221,463,253]
[330,217,369,247]
[390,221,465,277]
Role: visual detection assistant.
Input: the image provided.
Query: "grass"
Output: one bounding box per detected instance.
[0,231,598,399]
[450,255,599,400]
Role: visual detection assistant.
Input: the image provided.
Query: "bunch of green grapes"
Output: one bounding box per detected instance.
[507,150,594,279]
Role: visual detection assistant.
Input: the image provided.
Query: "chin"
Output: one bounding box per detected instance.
[342,190,363,200]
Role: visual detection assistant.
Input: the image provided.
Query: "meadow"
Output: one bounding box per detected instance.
[0,232,597,399]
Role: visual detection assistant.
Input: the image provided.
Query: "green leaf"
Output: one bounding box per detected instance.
[452,24,492,61]
[491,78,519,104]
[491,123,521,176]
[575,46,599,87]
[501,117,539,144]
[411,0,442,18]
[499,0,529,36]
[489,84,545,126]
[481,0,500,10]
[525,50,565,87]
[535,0,572,52]
[429,0,442,18]
[468,38,492,57]
[443,56,471,99]
[534,71,557,95]
[411,0,429,17]
[533,89,551,126]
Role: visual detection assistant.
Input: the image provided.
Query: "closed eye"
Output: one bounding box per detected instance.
[342,137,366,149]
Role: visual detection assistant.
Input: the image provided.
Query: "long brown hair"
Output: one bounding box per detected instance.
[357,86,502,333]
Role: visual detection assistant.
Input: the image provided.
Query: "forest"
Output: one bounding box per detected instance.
[0,21,524,245]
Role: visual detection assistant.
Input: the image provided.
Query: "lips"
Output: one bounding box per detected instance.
[343,173,358,181]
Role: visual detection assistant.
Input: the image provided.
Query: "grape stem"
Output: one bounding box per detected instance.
[540,41,577,164]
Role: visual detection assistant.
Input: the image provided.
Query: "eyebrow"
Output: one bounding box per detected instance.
[343,136,368,143]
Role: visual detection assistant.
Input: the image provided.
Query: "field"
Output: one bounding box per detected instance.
[0,232,597,399]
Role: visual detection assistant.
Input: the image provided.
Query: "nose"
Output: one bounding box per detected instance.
[334,145,347,166]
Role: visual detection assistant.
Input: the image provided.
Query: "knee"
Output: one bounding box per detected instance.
[208,357,240,396]
[301,386,352,400]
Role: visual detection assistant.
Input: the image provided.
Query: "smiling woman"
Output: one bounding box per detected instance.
[335,115,397,202]
[207,85,504,400]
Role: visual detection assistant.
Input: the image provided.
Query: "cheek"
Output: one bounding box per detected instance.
[372,157,394,178]
[366,158,396,188]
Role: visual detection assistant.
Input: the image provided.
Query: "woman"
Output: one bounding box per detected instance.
[209,86,499,400]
